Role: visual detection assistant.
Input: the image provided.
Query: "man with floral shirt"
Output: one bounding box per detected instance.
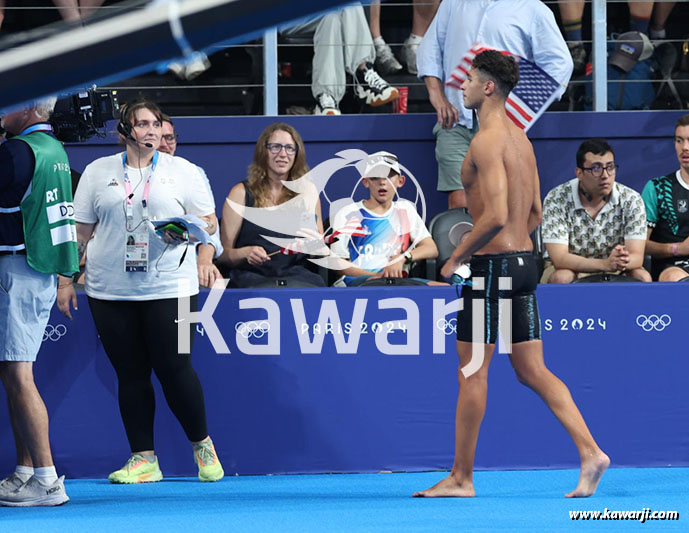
[542,138,650,283]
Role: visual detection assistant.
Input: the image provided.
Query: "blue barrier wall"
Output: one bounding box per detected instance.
[65,111,687,224]
[1,284,686,479]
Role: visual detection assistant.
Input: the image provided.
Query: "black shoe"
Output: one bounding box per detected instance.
[354,63,399,107]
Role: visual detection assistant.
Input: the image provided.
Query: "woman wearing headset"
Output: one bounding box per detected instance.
[57,100,224,484]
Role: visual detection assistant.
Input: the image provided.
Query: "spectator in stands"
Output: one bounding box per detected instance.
[280,3,398,116]
[217,122,326,287]
[329,151,439,286]
[158,114,222,288]
[0,98,75,507]
[51,0,106,22]
[369,0,440,75]
[557,1,673,74]
[57,99,225,484]
[641,113,689,281]
[542,138,650,283]
[649,2,676,42]
[0,0,106,29]
[417,0,572,210]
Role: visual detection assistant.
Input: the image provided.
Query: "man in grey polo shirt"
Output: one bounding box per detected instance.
[542,138,650,283]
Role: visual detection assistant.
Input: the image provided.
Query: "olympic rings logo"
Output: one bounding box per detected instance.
[436,318,457,335]
[235,321,271,339]
[43,324,67,342]
[635,314,672,332]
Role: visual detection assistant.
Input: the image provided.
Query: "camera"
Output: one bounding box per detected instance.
[51,88,120,142]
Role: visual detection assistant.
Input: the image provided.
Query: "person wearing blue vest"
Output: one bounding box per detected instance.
[0,97,77,506]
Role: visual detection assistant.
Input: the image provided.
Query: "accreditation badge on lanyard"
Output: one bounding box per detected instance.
[123,151,158,272]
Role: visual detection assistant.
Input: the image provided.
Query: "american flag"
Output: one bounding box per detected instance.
[446,43,562,131]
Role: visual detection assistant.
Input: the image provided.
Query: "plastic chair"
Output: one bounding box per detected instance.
[530,225,545,280]
[424,208,474,281]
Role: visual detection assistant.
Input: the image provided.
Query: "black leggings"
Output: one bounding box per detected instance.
[88,295,208,452]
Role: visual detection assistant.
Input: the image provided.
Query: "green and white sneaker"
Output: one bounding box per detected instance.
[193,440,224,482]
[108,454,163,484]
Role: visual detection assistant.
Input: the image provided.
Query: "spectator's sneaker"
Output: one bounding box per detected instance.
[0,473,26,499]
[354,63,399,107]
[374,41,403,76]
[183,52,211,80]
[569,43,587,76]
[0,475,69,507]
[315,94,341,115]
[401,34,422,75]
[108,454,163,484]
[168,52,210,80]
[193,440,224,482]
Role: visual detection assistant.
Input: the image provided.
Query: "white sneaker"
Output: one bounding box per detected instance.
[315,94,341,115]
[168,52,210,80]
[401,35,422,75]
[0,475,69,507]
[374,41,403,76]
[184,52,211,80]
[0,473,26,498]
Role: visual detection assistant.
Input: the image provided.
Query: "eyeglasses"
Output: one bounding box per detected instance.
[162,134,178,143]
[581,163,619,177]
[266,143,297,156]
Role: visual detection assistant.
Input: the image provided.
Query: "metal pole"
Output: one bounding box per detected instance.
[591,0,607,111]
[263,27,278,116]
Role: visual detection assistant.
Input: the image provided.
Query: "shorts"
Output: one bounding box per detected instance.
[540,260,624,283]
[456,251,541,345]
[0,255,57,361]
[434,122,477,192]
[653,258,689,280]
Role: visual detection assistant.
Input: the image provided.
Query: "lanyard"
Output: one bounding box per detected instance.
[19,123,53,136]
[122,151,159,221]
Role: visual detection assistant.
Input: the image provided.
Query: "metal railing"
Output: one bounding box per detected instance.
[2,0,687,114]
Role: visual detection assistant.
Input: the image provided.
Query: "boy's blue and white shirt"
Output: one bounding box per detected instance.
[330,199,431,286]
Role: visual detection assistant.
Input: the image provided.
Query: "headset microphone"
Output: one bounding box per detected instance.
[117,106,153,148]
[117,121,153,148]
[136,138,154,149]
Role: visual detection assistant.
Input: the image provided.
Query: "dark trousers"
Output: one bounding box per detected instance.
[88,295,208,452]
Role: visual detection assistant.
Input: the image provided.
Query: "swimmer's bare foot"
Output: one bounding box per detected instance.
[413,475,475,498]
[565,452,610,498]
